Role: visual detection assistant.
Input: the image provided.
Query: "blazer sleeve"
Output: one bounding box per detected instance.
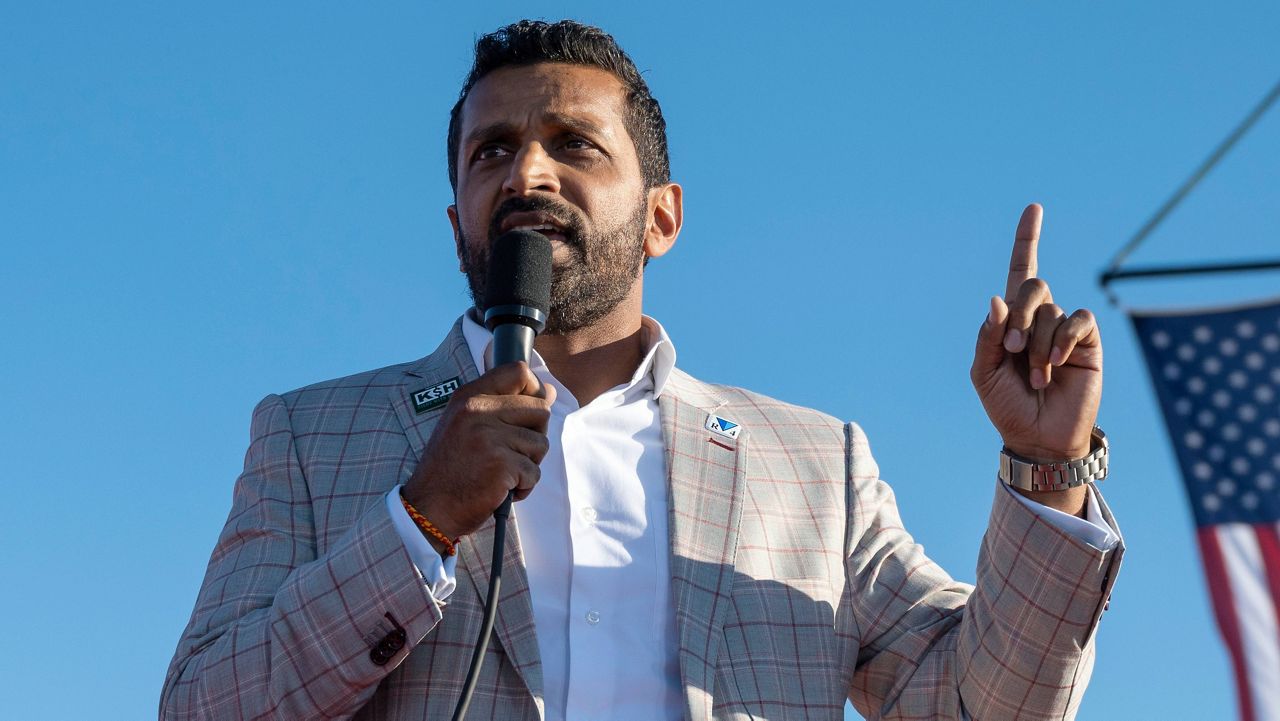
[160,394,441,720]
[843,422,1123,721]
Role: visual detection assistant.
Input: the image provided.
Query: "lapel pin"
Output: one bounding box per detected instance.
[705,413,741,440]
[411,376,461,414]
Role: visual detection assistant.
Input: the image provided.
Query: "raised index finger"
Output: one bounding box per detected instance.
[1005,203,1043,300]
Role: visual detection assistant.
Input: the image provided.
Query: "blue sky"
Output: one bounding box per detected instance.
[3,3,1278,719]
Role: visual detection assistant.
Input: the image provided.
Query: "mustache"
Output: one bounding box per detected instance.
[487,196,586,247]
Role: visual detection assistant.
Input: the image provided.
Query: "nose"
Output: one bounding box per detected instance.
[502,142,560,196]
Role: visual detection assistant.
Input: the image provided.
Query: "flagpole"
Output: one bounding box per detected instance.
[1099,76,1280,302]
[1101,258,1280,284]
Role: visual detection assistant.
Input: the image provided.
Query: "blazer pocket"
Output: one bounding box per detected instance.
[717,574,845,714]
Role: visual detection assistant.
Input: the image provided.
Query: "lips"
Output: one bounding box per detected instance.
[488,196,585,249]
[498,212,568,241]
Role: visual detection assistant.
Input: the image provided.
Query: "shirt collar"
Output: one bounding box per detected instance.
[460,310,677,399]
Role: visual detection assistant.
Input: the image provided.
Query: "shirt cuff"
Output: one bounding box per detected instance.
[386,485,458,602]
[1000,481,1120,550]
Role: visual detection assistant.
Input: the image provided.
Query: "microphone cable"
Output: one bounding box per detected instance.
[451,493,512,721]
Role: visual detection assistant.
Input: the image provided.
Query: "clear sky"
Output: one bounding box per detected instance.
[3,3,1279,719]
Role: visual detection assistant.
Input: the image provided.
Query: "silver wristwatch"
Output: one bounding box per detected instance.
[998,426,1109,492]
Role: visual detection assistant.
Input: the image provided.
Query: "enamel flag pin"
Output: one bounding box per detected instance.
[705,413,742,440]
[411,377,461,414]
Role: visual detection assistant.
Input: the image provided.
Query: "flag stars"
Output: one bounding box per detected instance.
[1138,308,1280,525]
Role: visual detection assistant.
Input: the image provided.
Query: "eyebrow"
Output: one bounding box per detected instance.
[465,113,611,147]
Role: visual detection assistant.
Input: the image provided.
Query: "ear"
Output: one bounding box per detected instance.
[643,182,682,260]
[447,204,466,273]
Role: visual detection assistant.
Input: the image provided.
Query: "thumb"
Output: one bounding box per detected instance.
[538,380,558,406]
[971,295,1010,382]
[477,360,544,397]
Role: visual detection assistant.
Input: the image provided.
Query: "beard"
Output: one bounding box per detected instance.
[458,194,649,334]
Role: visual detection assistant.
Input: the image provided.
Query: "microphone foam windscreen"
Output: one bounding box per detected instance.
[484,230,553,314]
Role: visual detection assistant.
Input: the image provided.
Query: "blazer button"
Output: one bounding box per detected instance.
[369,629,407,666]
[383,629,406,652]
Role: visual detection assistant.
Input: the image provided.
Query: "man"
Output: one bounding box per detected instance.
[162,19,1122,721]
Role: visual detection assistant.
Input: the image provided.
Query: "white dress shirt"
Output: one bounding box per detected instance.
[386,314,1119,720]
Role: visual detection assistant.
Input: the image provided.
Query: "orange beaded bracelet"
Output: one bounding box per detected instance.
[399,492,459,557]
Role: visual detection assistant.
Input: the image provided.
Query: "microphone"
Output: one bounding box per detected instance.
[454,229,552,721]
[483,230,552,366]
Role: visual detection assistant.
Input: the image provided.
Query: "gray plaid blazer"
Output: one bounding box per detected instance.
[162,319,1123,720]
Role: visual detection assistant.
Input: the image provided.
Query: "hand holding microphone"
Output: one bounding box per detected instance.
[402,230,554,544]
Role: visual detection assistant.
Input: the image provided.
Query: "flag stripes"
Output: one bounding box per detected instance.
[1199,527,1258,721]
[1133,299,1280,721]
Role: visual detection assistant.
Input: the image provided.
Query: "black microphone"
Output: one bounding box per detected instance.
[454,229,552,721]
[483,229,553,366]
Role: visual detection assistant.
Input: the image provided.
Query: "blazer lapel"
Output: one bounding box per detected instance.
[389,318,543,703]
[390,318,480,455]
[659,370,747,721]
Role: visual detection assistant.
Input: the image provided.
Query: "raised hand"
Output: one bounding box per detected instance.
[970,204,1102,512]
[403,361,555,546]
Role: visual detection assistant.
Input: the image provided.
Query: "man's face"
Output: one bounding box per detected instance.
[449,63,650,334]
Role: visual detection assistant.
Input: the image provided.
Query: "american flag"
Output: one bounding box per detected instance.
[1132,299,1280,721]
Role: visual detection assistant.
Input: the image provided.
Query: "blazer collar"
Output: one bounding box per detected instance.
[659,369,747,721]
[390,318,544,706]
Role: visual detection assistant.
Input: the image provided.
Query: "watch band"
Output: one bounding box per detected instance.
[998,425,1109,492]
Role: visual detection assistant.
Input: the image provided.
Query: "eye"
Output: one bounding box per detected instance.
[474,144,510,162]
[561,136,595,152]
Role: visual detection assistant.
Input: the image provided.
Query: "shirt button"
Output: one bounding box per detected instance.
[585,610,601,625]
[581,506,598,524]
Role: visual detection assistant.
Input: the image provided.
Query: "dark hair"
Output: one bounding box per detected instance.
[447,20,670,192]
